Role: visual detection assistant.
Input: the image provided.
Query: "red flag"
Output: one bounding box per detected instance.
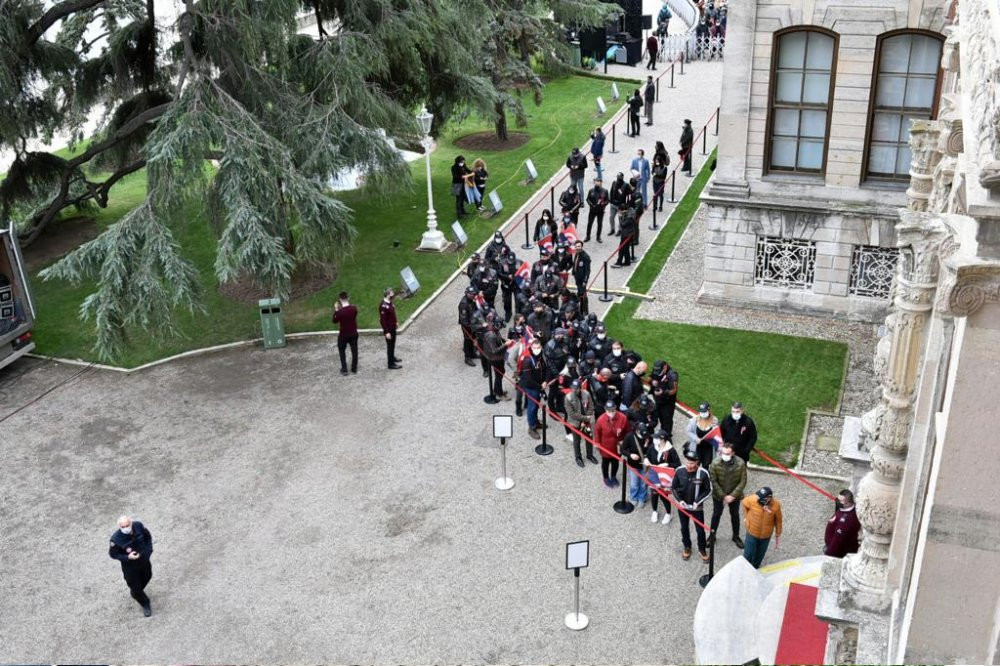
[538,234,554,253]
[518,326,536,361]
[560,223,579,247]
[514,261,532,289]
[704,425,723,446]
[474,293,486,310]
[649,464,676,488]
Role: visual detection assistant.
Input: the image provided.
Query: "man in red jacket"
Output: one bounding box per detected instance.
[332,291,358,375]
[380,287,402,370]
[594,400,631,488]
[824,489,861,558]
[646,33,659,69]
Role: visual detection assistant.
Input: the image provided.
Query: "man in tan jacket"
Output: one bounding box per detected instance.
[741,486,782,568]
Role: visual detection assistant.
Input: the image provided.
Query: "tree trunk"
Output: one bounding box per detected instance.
[494,101,509,142]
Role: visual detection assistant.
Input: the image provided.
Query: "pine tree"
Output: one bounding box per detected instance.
[0,0,494,359]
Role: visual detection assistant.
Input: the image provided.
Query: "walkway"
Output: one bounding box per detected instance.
[0,59,843,665]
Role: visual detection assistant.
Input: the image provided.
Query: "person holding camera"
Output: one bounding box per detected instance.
[741,486,783,568]
[565,378,597,468]
[332,291,359,375]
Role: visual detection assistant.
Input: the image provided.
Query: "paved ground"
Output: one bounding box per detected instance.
[0,58,845,665]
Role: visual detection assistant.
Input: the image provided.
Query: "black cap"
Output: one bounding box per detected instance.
[698,402,710,412]
[683,119,692,124]
[654,429,670,441]
[465,285,477,295]
[605,400,617,411]
[756,487,773,502]
[683,448,699,462]
[732,401,744,409]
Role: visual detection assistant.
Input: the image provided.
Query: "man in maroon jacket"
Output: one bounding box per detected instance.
[824,489,861,558]
[380,287,402,370]
[332,291,359,375]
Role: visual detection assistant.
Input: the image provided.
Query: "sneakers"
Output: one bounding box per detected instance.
[661,512,672,525]
[609,478,620,488]
[650,510,658,523]
[700,550,710,562]
[565,433,574,442]
[603,478,614,488]
[682,548,691,560]
[733,535,745,549]
[527,428,541,440]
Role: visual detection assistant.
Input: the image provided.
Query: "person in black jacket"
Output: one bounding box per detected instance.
[517,339,547,439]
[671,451,712,560]
[628,90,644,137]
[680,119,694,175]
[483,314,510,402]
[622,421,652,505]
[458,285,479,366]
[645,430,681,524]
[608,172,628,236]
[451,155,472,217]
[534,210,558,244]
[559,185,582,226]
[614,207,637,267]
[620,360,648,410]
[571,241,591,313]
[584,178,609,242]
[650,360,679,437]
[565,147,588,194]
[720,401,758,462]
[108,515,154,617]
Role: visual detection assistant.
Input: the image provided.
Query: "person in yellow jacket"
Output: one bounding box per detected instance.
[741,486,782,568]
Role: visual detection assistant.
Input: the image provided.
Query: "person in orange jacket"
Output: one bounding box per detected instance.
[741,486,783,568]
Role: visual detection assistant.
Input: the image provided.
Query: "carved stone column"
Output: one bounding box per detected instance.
[841,212,949,611]
[906,120,942,211]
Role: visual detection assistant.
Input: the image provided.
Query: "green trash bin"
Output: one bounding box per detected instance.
[258,297,286,349]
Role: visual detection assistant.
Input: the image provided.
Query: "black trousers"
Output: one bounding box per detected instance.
[647,51,657,69]
[572,429,594,460]
[653,180,665,209]
[679,509,707,551]
[586,208,604,240]
[651,490,672,513]
[338,334,358,372]
[461,325,476,360]
[656,399,676,436]
[384,329,397,366]
[601,457,619,480]
[629,113,641,136]
[711,497,741,539]
[122,559,152,607]
[455,192,466,216]
[617,239,631,266]
[490,360,505,397]
[501,287,513,321]
[682,149,692,173]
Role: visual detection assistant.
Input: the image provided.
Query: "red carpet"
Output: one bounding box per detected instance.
[774,583,828,665]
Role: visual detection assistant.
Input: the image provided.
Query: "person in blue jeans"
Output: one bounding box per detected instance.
[741,487,783,568]
[630,148,651,206]
[622,422,652,505]
[590,127,606,180]
[516,339,547,439]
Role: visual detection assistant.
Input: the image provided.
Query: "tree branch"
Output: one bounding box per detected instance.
[24,0,107,48]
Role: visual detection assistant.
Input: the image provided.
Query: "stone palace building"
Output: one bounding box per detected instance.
[704,0,1000,662]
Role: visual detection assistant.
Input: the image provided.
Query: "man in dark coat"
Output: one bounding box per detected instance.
[644,76,656,125]
[380,288,401,370]
[720,401,758,463]
[650,359,679,436]
[108,515,154,617]
[671,452,712,561]
[572,240,592,313]
[680,119,694,175]
[628,90,644,137]
[332,291,359,375]
[565,147,589,194]
[824,489,862,558]
[458,286,479,366]
[584,178,609,242]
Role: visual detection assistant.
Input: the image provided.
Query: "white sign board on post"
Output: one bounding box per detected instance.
[451,220,468,247]
[565,540,590,630]
[493,414,514,491]
[611,82,620,101]
[493,414,513,439]
[596,97,607,115]
[524,159,538,183]
[566,540,590,569]
[489,190,503,214]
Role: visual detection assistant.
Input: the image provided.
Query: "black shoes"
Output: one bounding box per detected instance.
[464,358,476,367]
[142,604,152,618]
[575,457,585,468]
[340,369,349,376]
[516,407,523,417]
[586,454,599,464]
[388,363,402,370]
[393,357,402,363]
[733,535,745,549]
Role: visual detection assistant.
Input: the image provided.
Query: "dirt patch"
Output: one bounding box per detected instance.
[454,131,531,153]
[218,268,338,305]
[22,216,99,271]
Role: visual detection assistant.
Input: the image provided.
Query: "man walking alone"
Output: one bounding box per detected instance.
[108,515,154,617]
[380,287,401,370]
[742,486,783,568]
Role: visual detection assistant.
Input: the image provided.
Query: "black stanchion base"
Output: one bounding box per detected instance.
[521,243,534,250]
[699,573,713,588]
[648,224,658,231]
[667,198,678,204]
[483,395,500,404]
[598,294,615,303]
[613,500,634,514]
[534,443,554,456]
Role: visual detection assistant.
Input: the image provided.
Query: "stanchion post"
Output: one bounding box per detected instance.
[598,262,613,302]
[681,50,686,75]
[656,78,660,102]
[535,401,554,456]
[668,171,677,203]
[669,63,675,88]
[610,123,617,153]
[649,201,658,231]
[702,129,707,155]
[522,212,533,250]
[713,107,720,136]
[550,186,555,214]
[613,461,635,514]
[699,531,716,587]
[493,415,514,491]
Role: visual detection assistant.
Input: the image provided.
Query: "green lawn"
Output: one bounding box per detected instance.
[30,75,619,366]
[603,151,848,465]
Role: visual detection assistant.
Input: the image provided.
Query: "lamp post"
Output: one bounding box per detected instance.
[417,106,448,251]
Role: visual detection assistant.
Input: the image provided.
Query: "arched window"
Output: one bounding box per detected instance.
[863,31,943,182]
[765,28,838,174]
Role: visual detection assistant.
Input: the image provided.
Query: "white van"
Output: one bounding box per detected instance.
[0,221,36,370]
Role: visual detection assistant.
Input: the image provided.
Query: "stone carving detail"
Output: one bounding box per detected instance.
[947,264,1000,316]
[907,120,943,211]
[754,236,817,289]
[961,0,1000,191]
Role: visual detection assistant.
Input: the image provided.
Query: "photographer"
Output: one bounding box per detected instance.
[565,378,597,468]
[332,291,359,375]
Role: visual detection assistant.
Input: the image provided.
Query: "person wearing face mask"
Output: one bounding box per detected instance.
[613,206,637,267]
[824,489,861,558]
[533,210,557,244]
[565,378,597,467]
[497,252,518,323]
[458,285,480,366]
[533,267,561,311]
[451,155,472,217]
[379,287,402,370]
[484,231,510,266]
[588,323,613,359]
[525,298,553,342]
[472,261,500,310]
[543,328,570,416]
[649,360,679,436]
[332,290,359,376]
[483,313,510,403]
[645,430,681,524]
[559,184,582,226]
[594,400,630,488]
[108,515,154,617]
[602,341,628,387]
[671,450,712,561]
[516,339,547,439]
[506,314,530,416]
[565,147,588,195]
[622,421,651,506]
[687,401,719,469]
[741,486,783,568]
[709,441,747,548]
[608,172,628,236]
[720,401,758,463]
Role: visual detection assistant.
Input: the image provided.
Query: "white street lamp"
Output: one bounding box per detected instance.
[417,106,447,251]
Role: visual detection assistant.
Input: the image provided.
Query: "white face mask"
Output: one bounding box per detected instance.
[119,525,132,535]
[597,333,606,340]
[532,347,542,356]
[699,411,709,419]
[731,411,742,420]
[612,349,622,357]
[721,454,732,462]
